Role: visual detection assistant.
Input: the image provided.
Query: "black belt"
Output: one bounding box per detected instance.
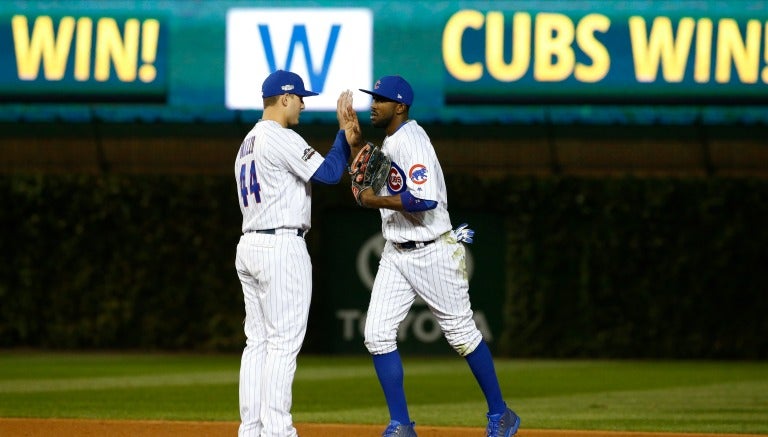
[393,239,435,250]
[253,228,306,237]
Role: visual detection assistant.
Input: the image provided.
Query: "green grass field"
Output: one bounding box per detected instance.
[0,352,766,434]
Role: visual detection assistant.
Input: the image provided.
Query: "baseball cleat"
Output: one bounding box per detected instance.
[486,407,520,437]
[382,420,417,437]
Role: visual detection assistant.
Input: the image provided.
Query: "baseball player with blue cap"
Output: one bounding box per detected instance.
[261,69,320,98]
[359,75,414,105]
[349,75,521,437]
[235,69,361,437]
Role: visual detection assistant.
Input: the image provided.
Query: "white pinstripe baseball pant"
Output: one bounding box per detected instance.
[236,231,311,437]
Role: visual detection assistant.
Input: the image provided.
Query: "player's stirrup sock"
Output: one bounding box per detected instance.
[465,341,506,415]
[372,350,411,424]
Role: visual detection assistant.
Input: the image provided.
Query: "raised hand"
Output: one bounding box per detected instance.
[337,90,363,148]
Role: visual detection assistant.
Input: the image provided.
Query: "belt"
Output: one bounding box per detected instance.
[253,228,306,237]
[393,239,435,250]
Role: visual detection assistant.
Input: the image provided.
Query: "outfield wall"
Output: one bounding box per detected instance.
[1,173,766,358]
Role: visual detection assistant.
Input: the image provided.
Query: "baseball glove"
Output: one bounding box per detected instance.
[349,142,391,206]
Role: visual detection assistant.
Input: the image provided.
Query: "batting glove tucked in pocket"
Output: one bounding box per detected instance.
[452,222,475,244]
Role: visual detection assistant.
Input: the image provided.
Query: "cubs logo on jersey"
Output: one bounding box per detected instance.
[409,164,428,184]
[387,162,406,194]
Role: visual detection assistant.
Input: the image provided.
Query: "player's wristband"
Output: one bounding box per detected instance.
[400,191,437,212]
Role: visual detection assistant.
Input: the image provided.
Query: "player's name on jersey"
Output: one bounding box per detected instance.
[239,136,255,158]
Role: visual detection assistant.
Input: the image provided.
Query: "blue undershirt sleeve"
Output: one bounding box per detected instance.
[400,191,438,212]
[311,130,352,185]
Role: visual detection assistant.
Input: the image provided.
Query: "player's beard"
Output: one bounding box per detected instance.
[370,112,390,129]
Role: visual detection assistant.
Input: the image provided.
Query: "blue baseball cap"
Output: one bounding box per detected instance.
[262,70,319,98]
[359,75,413,106]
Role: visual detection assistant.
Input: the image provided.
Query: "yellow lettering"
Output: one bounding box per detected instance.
[574,14,611,83]
[764,22,768,83]
[138,19,160,83]
[629,16,694,82]
[534,13,575,82]
[74,17,92,81]
[485,12,531,82]
[442,10,484,81]
[715,18,761,83]
[94,17,139,82]
[694,18,713,83]
[12,15,74,80]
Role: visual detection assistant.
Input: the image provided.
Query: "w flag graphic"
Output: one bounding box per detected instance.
[226,8,372,111]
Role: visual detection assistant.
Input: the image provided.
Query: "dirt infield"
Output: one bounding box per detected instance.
[0,418,765,437]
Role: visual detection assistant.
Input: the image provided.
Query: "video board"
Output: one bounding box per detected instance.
[1,1,766,124]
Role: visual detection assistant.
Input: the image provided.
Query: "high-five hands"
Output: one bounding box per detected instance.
[337,90,362,149]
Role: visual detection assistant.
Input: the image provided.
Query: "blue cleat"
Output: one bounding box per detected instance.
[486,407,520,437]
[382,420,417,437]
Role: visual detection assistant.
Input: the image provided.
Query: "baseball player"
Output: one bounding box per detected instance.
[234,70,361,437]
[351,76,521,437]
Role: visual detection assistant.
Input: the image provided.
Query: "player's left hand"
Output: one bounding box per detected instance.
[355,185,377,207]
[349,143,390,206]
[336,90,362,148]
[452,223,475,244]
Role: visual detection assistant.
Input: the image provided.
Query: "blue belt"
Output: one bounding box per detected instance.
[393,239,435,250]
[253,228,306,237]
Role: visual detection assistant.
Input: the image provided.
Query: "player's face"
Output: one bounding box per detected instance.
[369,96,397,128]
[285,94,305,126]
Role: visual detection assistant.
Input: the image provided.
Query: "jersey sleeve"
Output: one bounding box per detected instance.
[399,131,439,201]
[274,130,324,182]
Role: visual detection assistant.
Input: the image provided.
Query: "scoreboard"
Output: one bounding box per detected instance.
[1,1,767,125]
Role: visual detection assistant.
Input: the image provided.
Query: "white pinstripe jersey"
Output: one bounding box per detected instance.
[378,120,452,242]
[235,120,324,234]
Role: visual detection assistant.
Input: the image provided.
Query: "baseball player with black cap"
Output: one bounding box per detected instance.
[351,75,521,437]
[234,70,361,437]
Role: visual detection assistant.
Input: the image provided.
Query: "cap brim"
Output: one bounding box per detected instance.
[296,90,319,97]
[360,89,396,102]
[359,88,412,106]
[359,89,379,97]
